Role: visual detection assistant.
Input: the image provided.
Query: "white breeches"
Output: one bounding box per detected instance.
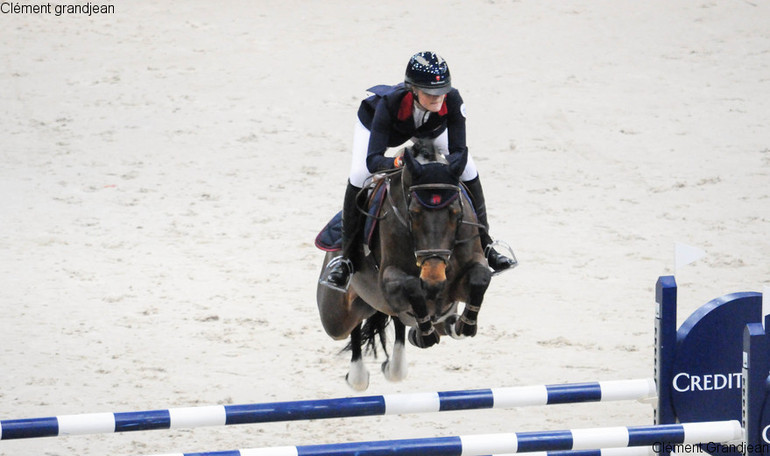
[348,118,478,188]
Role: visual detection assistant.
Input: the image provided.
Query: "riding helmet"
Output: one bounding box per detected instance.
[404,51,452,96]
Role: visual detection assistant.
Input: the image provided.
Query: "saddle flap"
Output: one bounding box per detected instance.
[314,180,389,253]
[314,211,343,252]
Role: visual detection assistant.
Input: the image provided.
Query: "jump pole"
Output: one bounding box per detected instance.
[1,276,764,455]
[143,421,742,456]
[0,379,655,440]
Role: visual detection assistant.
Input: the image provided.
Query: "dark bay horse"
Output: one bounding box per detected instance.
[316,147,492,390]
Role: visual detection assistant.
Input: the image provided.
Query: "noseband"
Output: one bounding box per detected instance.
[384,177,481,267]
[408,183,461,267]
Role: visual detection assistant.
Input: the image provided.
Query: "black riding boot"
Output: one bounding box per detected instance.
[325,181,364,289]
[464,176,517,273]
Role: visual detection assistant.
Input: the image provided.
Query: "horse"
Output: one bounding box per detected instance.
[315,145,493,390]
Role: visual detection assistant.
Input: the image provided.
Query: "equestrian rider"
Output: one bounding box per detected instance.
[324,51,516,289]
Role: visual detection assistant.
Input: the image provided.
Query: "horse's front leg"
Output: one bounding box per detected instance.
[382,267,440,348]
[382,317,407,381]
[454,262,492,338]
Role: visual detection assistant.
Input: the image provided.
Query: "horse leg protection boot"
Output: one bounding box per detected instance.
[464,176,516,273]
[326,181,364,288]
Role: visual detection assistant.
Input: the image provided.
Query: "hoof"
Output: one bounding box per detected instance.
[381,360,407,382]
[408,327,440,349]
[381,343,407,382]
[455,317,478,338]
[346,360,370,391]
[444,315,465,340]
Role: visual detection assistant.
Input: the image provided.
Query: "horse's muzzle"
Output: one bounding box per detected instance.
[419,257,447,296]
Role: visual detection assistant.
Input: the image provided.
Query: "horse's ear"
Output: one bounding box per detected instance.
[403,147,422,178]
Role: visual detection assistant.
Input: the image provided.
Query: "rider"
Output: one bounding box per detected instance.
[324,51,516,289]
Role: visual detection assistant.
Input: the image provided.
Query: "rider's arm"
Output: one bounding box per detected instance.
[445,90,469,172]
[365,103,397,173]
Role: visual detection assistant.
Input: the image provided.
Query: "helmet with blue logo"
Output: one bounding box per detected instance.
[404,51,452,96]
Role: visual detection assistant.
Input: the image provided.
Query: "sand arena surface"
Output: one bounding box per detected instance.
[1,1,768,454]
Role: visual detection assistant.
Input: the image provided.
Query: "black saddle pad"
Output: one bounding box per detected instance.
[314,211,342,252]
[314,182,389,252]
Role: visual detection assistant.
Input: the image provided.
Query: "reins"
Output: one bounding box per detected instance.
[356,164,484,265]
[386,167,483,263]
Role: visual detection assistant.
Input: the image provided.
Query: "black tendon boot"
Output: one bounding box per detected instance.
[324,181,364,289]
[464,176,517,273]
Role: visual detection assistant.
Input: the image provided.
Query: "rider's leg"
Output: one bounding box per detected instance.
[325,180,364,288]
[464,175,517,273]
[324,119,370,289]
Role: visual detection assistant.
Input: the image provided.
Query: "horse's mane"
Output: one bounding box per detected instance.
[404,142,448,166]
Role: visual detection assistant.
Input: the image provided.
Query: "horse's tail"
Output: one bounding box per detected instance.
[343,311,391,358]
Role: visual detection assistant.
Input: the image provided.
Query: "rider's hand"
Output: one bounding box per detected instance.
[394,156,404,168]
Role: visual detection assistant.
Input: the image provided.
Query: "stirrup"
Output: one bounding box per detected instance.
[485,240,518,276]
[319,256,354,292]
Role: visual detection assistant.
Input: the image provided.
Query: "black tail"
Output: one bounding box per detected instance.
[343,312,391,358]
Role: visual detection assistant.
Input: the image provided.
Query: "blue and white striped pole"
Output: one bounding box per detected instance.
[143,421,742,456]
[533,449,653,456]
[0,379,655,440]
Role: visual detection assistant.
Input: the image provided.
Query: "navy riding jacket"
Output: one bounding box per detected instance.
[356,83,469,174]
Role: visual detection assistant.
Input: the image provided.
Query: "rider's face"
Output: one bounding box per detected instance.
[414,89,446,113]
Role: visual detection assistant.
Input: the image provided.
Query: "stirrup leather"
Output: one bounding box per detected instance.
[319,256,354,292]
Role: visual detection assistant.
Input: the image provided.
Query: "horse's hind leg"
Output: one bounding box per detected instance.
[346,323,370,391]
[382,317,407,382]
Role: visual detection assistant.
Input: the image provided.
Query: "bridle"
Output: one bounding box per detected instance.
[383,173,484,268]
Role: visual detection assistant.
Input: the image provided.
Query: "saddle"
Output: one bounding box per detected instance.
[314,179,476,253]
[314,180,389,252]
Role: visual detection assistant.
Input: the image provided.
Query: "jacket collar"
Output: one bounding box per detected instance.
[397,91,447,121]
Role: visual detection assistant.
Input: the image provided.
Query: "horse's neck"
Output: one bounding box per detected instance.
[389,172,407,211]
[382,172,410,234]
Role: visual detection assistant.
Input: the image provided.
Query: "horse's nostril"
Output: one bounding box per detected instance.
[419,258,447,301]
[419,258,447,286]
